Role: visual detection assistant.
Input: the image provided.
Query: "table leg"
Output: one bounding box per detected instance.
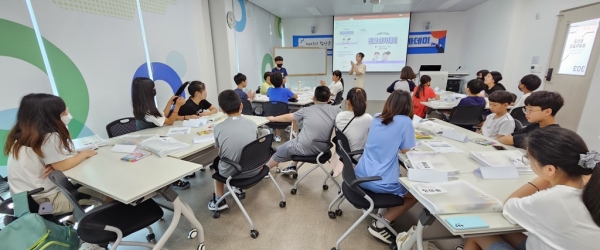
[414,208,436,250]
[153,196,182,250]
[155,186,205,250]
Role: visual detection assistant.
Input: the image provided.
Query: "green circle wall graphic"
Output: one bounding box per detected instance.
[274,16,282,39]
[261,53,274,79]
[0,19,89,165]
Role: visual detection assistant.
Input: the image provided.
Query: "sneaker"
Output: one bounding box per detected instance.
[264,174,270,179]
[231,186,245,196]
[208,194,229,211]
[281,165,297,175]
[368,219,396,244]
[184,172,196,179]
[284,126,291,133]
[376,213,395,226]
[171,180,190,190]
[274,135,282,142]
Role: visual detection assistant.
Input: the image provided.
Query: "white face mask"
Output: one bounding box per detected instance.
[61,113,73,126]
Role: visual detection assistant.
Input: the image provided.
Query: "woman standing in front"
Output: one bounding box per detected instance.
[349,52,366,88]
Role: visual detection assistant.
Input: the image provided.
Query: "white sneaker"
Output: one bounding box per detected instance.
[274,135,282,142]
[207,194,229,211]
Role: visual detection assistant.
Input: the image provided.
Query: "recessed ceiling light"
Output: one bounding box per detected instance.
[306,7,321,16]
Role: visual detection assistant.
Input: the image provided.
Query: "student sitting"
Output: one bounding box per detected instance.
[208,90,262,211]
[476,69,489,81]
[458,79,486,107]
[5,94,112,215]
[480,90,515,139]
[513,74,541,108]
[333,87,372,177]
[178,81,218,117]
[132,77,190,189]
[233,73,255,102]
[483,71,506,95]
[265,86,341,174]
[498,91,563,148]
[354,90,418,244]
[272,56,288,86]
[412,75,440,118]
[267,73,298,142]
[319,70,345,102]
[260,72,273,95]
[462,127,600,250]
[387,66,417,93]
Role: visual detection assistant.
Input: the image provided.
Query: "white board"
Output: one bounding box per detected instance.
[273,47,327,76]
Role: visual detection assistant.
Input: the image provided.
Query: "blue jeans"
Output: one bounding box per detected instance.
[488,238,526,250]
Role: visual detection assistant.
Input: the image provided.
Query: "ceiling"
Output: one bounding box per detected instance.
[248,0,490,19]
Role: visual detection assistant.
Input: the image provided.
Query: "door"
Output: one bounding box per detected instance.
[546,3,600,131]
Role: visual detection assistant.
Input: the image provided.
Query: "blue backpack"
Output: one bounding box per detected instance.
[0,191,80,249]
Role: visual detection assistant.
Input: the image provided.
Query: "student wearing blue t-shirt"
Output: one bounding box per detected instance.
[354,90,418,244]
[458,79,486,107]
[233,73,255,102]
[267,73,297,141]
[272,56,288,87]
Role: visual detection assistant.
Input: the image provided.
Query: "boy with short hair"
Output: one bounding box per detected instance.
[233,73,255,102]
[265,86,341,174]
[208,90,261,211]
[272,56,288,86]
[260,72,273,95]
[267,73,297,142]
[498,91,563,148]
[513,74,542,108]
[480,90,515,139]
[458,79,486,107]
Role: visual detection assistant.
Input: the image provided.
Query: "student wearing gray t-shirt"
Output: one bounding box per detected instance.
[480,90,515,139]
[209,90,260,212]
[265,86,341,175]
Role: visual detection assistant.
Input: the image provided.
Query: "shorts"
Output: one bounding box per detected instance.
[35,187,106,215]
[272,141,302,163]
[488,239,527,250]
[359,181,408,197]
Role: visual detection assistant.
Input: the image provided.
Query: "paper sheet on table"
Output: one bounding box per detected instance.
[167,127,191,136]
[182,118,208,128]
[422,140,463,153]
[193,135,215,144]
[111,144,138,153]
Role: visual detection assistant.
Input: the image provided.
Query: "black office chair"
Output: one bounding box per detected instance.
[331,91,344,108]
[255,86,261,94]
[288,128,340,195]
[0,175,8,202]
[447,105,485,130]
[47,171,165,248]
[510,106,530,127]
[331,146,403,250]
[105,117,137,138]
[241,99,258,116]
[328,127,364,219]
[262,101,291,133]
[211,134,285,239]
[514,119,523,132]
[0,188,62,227]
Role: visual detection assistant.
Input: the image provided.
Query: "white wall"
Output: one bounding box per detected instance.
[282,12,467,100]
[209,0,238,95]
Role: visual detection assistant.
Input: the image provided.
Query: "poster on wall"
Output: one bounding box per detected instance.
[407,30,447,54]
[558,18,600,76]
[292,35,333,56]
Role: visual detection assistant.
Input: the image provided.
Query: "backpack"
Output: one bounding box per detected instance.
[0,191,80,249]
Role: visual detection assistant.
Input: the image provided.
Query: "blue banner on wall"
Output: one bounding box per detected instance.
[292,35,333,56]
[407,30,447,54]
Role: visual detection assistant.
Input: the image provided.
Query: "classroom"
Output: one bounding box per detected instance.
[1,0,600,249]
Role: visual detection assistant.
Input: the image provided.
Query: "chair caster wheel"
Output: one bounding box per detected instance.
[213,211,220,218]
[146,233,155,242]
[291,189,297,195]
[200,168,206,171]
[323,185,329,190]
[292,173,298,179]
[331,248,338,250]
[188,228,198,239]
[237,193,246,199]
[335,209,343,216]
[328,211,336,219]
[390,242,398,250]
[250,229,259,239]
[197,243,205,250]
[276,167,281,173]
[279,201,286,208]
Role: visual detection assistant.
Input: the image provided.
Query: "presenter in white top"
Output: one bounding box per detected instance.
[349,52,366,88]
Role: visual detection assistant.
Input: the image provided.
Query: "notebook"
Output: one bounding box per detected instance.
[72,135,106,151]
[445,216,489,230]
[469,150,532,173]
[140,137,190,157]
[406,151,460,176]
[110,134,158,146]
[410,180,503,215]
[416,120,454,135]
[415,131,434,139]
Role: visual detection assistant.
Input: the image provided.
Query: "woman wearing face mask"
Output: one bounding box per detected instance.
[5,93,112,215]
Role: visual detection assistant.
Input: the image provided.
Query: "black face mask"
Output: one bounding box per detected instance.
[277,64,283,68]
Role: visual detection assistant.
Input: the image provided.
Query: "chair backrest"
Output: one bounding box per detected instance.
[262,101,289,117]
[339,146,366,197]
[514,119,523,132]
[256,85,261,94]
[0,175,8,202]
[448,105,485,125]
[47,171,86,221]
[105,117,137,138]
[238,134,274,173]
[241,99,254,115]
[334,127,352,155]
[332,91,344,105]
[510,106,530,126]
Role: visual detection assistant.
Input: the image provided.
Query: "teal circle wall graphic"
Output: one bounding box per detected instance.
[235,0,247,32]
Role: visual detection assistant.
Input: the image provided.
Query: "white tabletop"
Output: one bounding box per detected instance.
[64,146,203,204]
[108,114,269,159]
[253,96,313,106]
[400,174,533,236]
[422,95,513,110]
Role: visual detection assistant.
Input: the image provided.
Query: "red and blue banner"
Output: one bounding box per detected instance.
[407,30,447,54]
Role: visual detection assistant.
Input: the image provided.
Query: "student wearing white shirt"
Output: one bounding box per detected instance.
[512,74,542,110]
[480,91,515,139]
[349,52,366,88]
[320,70,345,101]
[462,127,600,250]
[335,87,372,160]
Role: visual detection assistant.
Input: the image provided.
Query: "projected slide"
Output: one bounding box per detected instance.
[333,13,411,72]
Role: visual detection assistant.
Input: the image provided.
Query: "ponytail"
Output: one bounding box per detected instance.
[583,162,600,227]
[346,87,367,117]
[340,77,344,87]
[333,70,344,87]
[415,75,431,99]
